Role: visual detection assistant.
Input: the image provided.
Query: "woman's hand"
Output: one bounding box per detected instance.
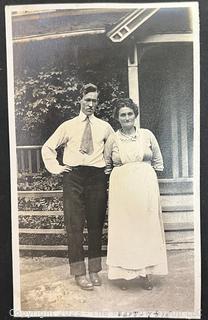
[104,167,112,175]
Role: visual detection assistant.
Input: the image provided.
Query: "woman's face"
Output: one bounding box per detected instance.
[118,106,136,130]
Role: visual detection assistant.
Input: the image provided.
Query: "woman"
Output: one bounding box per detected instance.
[104,98,168,290]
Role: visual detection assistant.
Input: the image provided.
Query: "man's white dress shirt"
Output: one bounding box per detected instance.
[42,111,114,174]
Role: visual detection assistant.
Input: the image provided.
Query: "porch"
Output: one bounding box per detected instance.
[13,6,196,254]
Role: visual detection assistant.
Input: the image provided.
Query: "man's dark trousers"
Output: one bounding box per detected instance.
[63,166,107,276]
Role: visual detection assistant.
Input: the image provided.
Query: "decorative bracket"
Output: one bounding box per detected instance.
[107,8,159,43]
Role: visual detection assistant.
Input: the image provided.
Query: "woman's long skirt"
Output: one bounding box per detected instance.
[106,162,168,280]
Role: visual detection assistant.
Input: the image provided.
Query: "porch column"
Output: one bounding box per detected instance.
[128,44,140,127]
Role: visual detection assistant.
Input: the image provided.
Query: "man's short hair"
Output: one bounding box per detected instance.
[80,83,98,97]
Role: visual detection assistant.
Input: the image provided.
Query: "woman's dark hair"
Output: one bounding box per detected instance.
[113,98,139,120]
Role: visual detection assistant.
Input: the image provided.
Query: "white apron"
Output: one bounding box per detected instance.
[107,131,168,279]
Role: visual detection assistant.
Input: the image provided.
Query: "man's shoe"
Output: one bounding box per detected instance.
[89,272,102,286]
[75,275,94,291]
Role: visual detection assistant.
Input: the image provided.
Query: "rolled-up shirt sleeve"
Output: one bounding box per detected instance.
[41,123,68,174]
[150,131,164,171]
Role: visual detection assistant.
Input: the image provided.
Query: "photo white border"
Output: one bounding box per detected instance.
[192,2,201,316]
[5,4,21,314]
[5,2,200,318]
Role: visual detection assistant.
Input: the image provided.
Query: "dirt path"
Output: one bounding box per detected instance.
[20,250,194,315]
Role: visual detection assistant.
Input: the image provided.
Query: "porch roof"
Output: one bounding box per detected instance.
[107,7,193,43]
[12,9,133,41]
[12,7,193,44]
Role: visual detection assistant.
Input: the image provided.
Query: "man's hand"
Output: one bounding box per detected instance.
[57,165,72,174]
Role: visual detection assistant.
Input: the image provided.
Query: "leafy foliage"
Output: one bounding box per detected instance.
[18,170,63,191]
[18,196,63,211]
[15,63,128,144]
[19,215,65,229]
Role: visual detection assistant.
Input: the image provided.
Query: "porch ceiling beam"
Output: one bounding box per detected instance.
[138,33,193,44]
[13,28,106,43]
[107,8,159,43]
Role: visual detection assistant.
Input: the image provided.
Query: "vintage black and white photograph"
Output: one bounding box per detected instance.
[5,2,200,318]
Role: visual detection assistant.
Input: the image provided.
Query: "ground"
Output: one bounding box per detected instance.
[19,250,195,316]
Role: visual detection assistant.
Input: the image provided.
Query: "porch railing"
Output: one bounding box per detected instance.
[16,145,193,193]
[16,145,193,177]
[17,145,43,173]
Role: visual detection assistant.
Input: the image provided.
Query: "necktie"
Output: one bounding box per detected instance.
[79,116,94,155]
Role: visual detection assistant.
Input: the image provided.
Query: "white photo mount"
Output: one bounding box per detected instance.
[5,2,200,318]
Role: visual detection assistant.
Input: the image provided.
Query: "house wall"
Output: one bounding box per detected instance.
[136,43,194,249]
[139,43,193,179]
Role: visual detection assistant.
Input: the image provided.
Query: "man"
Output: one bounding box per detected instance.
[42,83,114,290]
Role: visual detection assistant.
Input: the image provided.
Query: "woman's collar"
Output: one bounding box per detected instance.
[118,126,139,141]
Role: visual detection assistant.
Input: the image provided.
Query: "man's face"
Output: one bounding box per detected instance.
[80,91,98,116]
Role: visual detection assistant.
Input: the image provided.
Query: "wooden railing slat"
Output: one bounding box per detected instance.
[36,149,41,172]
[28,149,32,173]
[17,145,42,149]
[19,210,63,216]
[18,190,63,198]
[19,228,66,234]
[20,149,25,171]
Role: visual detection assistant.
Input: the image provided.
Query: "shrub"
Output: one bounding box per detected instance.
[15,64,127,145]
[17,169,63,191]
